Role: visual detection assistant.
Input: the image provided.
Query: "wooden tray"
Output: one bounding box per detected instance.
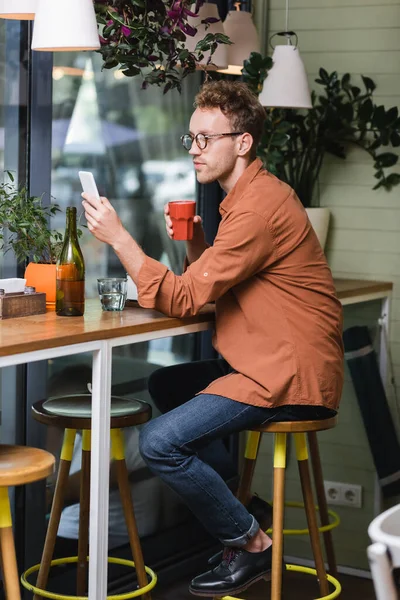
[0,292,46,319]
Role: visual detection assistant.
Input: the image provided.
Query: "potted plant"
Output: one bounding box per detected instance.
[0,173,72,308]
[242,53,400,247]
[94,0,230,92]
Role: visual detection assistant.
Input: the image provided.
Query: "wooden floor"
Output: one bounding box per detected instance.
[153,570,376,600]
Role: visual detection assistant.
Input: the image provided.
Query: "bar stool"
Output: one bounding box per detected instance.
[230,417,342,600]
[21,394,157,600]
[0,445,55,600]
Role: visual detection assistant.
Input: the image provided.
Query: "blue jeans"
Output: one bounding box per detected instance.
[139,390,332,547]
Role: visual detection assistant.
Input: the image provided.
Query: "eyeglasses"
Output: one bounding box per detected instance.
[181,132,244,151]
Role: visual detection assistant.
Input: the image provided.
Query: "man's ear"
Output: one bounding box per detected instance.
[237,132,253,157]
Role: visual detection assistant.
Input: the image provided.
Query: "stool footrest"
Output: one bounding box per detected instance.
[214,564,341,600]
[21,556,157,600]
[265,500,340,536]
[286,564,341,599]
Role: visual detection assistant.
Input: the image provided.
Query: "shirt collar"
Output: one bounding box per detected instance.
[219,158,264,216]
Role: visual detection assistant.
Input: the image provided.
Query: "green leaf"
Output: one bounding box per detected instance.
[358,99,374,123]
[374,152,399,168]
[390,131,400,147]
[384,173,400,188]
[178,49,190,61]
[386,106,399,125]
[372,179,385,190]
[372,105,386,129]
[361,75,376,92]
[271,133,290,147]
[103,57,119,69]
[319,68,329,83]
[102,23,116,37]
[341,73,351,88]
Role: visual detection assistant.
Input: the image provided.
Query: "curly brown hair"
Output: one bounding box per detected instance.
[194,80,266,159]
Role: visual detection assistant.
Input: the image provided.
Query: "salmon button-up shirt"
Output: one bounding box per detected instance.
[138,159,344,410]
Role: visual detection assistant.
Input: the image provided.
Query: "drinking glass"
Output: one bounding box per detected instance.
[97,277,128,311]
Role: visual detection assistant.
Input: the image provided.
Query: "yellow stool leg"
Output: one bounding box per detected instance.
[0,486,21,600]
[237,431,261,504]
[34,428,76,600]
[111,429,151,600]
[271,433,287,600]
[77,430,91,596]
[294,433,329,597]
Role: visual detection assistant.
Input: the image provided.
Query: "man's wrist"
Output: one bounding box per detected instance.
[111,228,132,253]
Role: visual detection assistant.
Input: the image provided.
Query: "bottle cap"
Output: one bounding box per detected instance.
[24,286,36,294]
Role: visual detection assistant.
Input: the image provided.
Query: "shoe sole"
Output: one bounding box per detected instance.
[188,570,271,597]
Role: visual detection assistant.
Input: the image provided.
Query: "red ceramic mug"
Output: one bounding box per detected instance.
[168,200,196,241]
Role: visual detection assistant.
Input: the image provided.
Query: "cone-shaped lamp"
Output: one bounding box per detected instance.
[184,3,228,70]
[218,10,260,75]
[32,0,100,52]
[0,0,36,19]
[259,44,312,108]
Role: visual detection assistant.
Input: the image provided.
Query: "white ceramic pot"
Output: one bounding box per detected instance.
[305,207,330,249]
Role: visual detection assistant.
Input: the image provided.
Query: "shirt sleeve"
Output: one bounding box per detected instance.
[138,209,276,318]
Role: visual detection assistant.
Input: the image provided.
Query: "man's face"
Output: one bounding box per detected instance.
[188,107,241,185]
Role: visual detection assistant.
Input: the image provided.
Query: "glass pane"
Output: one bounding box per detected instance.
[48,53,200,568]
[0,20,25,447]
[51,53,199,295]
[0,20,4,178]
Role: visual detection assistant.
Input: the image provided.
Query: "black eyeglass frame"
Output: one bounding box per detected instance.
[180,132,244,151]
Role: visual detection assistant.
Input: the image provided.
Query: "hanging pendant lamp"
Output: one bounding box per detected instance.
[218,4,260,75]
[259,0,311,109]
[0,0,37,20]
[32,0,100,52]
[259,38,312,108]
[184,3,228,70]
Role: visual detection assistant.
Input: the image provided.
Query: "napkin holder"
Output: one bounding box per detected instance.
[0,292,46,319]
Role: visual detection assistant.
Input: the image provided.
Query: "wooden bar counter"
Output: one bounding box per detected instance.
[0,278,392,600]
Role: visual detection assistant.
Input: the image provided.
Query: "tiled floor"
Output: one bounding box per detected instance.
[152,570,376,599]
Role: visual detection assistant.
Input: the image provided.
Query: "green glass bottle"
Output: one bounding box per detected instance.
[56,206,85,317]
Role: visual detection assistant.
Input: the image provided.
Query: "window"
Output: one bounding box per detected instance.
[48,55,201,570]
[51,53,199,296]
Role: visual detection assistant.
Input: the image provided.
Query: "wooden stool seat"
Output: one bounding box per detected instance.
[237,416,340,600]
[32,394,152,430]
[253,416,338,434]
[0,445,54,600]
[0,445,54,487]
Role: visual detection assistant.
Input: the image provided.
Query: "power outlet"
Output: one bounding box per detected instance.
[323,480,362,508]
[341,483,362,508]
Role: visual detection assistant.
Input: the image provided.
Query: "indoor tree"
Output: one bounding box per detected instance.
[242,52,400,207]
[95,0,230,92]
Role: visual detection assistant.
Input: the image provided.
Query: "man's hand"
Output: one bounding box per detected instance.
[164,203,208,264]
[82,193,145,281]
[164,203,204,243]
[82,194,125,248]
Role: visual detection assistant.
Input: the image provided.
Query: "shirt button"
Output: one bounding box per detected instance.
[204,272,209,277]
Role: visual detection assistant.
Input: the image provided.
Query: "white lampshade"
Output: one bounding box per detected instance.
[259,44,312,109]
[0,0,36,19]
[32,0,100,52]
[184,3,228,70]
[218,10,260,75]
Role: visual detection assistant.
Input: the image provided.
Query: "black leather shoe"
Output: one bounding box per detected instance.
[207,495,272,566]
[190,545,272,597]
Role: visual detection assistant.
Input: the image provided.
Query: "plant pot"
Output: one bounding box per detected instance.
[24,262,56,309]
[305,207,330,250]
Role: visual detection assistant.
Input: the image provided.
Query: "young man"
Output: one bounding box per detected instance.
[82,80,344,597]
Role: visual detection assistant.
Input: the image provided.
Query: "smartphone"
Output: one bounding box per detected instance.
[79,171,100,201]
